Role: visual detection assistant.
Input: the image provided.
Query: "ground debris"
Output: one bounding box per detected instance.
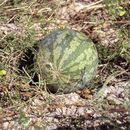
[1,81,130,130]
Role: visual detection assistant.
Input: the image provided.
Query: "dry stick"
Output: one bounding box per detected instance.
[38,8,52,14]
[7,15,17,24]
[0,0,8,7]
[114,21,130,25]
[22,67,33,83]
[78,1,129,13]
[86,0,103,7]
[6,6,29,11]
[85,4,104,11]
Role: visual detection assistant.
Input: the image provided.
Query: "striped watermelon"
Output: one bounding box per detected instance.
[35,28,98,93]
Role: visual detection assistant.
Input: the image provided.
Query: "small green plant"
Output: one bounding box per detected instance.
[117,27,130,62]
[0,70,6,76]
[103,0,128,19]
[103,0,130,62]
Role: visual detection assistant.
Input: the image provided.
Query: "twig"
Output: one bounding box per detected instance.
[0,0,8,7]
[114,21,130,26]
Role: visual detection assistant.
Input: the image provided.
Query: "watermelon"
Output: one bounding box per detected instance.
[34,28,98,93]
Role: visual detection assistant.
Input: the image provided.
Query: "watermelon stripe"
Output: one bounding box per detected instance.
[54,31,75,69]
[57,36,83,69]
[75,32,87,41]
[61,41,93,72]
[54,30,68,48]
[62,68,81,78]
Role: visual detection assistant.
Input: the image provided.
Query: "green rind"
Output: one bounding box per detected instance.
[35,28,98,93]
